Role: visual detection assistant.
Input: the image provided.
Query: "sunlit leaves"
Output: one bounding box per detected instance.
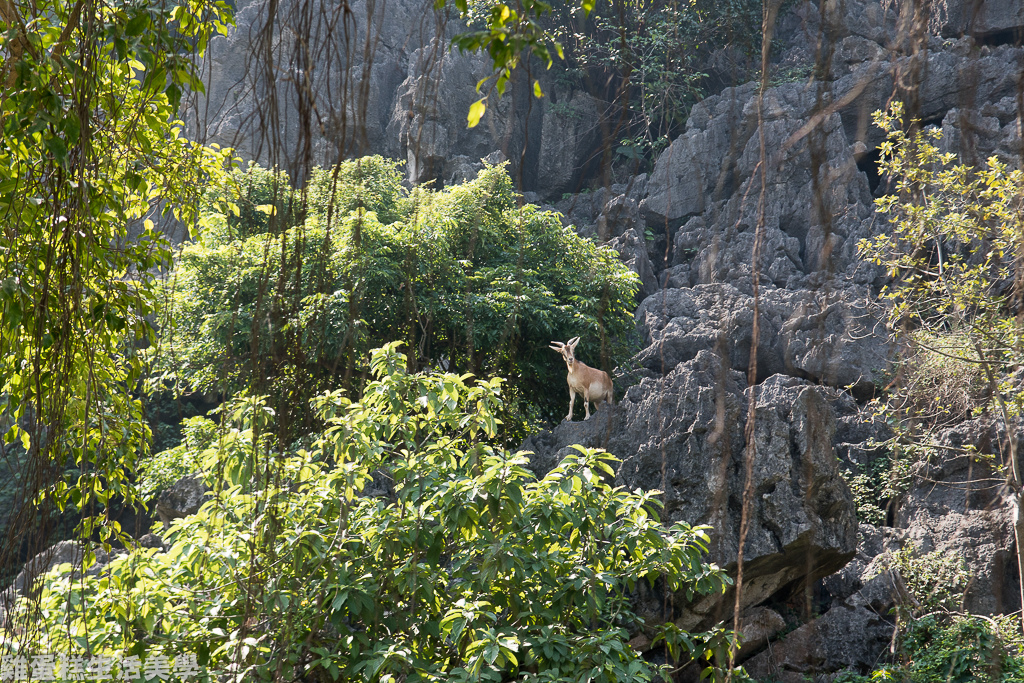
[467,98,488,128]
[451,0,564,125]
[858,102,1024,400]
[19,344,735,681]
[160,159,639,430]
[0,0,235,544]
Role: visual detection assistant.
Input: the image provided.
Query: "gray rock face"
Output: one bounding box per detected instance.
[535,90,601,196]
[823,523,904,603]
[596,194,642,241]
[934,0,1024,38]
[744,596,895,682]
[522,354,858,628]
[155,475,210,529]
[745,524,900,680]
[607,228,658,302]
[194,0,432,167]
[746,415,1022,680]
[2,540,113,627]
[737,606,787,660]
[634,283,891,394]
[639,79,882,292]
[895,418,1020,615]
[8,540,111,596]
[387,43,533,185]
[192,0,605,194]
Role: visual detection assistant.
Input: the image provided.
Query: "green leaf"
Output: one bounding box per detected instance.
[467,99,487,128]
[125,13,149,37]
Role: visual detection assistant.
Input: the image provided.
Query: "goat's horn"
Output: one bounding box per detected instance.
[549,342,564,350]
[568,336,580,346]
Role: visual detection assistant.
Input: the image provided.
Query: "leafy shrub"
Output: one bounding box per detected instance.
[892,547,971,613]
[18,345,735,682]
[136,417,213,500]
[157,157,639,436]
[842,445,914,526]
[843,465,887,526]
[898,614,1024,683]
[892,331,989,430]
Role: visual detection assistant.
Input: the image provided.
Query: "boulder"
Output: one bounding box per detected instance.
[745,525,901,680]
[934,0,1024,38]
[744,596,895,681]
[737,606,787,660]
[155,475,210,529]
[7,540,111,597]
[640,83,757,226]
[521,354,858,629]
[596,194,641,241]
[823,523,904,603]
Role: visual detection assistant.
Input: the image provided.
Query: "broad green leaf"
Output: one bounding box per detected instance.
[467,99,487,128]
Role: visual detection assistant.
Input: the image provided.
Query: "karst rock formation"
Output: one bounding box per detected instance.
[185,0,1024,677]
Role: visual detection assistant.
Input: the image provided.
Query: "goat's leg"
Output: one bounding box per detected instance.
[566,389,576,422]
[583,389,591,420]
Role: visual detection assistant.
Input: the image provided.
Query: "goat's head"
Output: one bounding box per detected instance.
[549,337,581,366]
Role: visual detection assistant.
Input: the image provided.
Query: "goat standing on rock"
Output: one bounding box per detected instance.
[549,337,614,421]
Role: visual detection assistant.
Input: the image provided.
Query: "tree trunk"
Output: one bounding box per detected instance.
[1016,493,1024,631]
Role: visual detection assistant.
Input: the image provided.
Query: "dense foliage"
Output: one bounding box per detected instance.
[0,0,233,555]
[0,0,736,679]
[550,0,764,163]
[854,102,1024,675]
[15,345,735,682]
[156,158,639,435]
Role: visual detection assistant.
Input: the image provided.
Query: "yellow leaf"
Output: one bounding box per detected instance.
[467,99,486,128]
[533,81,543,98]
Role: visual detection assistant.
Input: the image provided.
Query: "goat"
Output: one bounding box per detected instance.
[549,336,614,421]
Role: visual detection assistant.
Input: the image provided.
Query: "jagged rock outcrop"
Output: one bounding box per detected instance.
[194,0,432,166]
[522,354,859,628]
[386,43,537,185]
[633,283,891,394]
[638,79,881,292]
[191,0,606,192]
[607,228,658,301]
[743,524,900,680]
[746,418,1022,680]
[896,418,1020,615]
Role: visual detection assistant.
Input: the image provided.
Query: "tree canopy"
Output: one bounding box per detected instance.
[0,0,234,550]
[16,345,735,682]
[156,158,639,437]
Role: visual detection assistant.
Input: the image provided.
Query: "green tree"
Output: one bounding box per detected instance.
[549,0,764,164]
[156,159,638,437]
[16,344,737,682]
[859,102,1024,628]
[0,0,233,556]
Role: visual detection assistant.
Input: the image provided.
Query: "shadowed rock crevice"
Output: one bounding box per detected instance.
[521,354,859,630]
